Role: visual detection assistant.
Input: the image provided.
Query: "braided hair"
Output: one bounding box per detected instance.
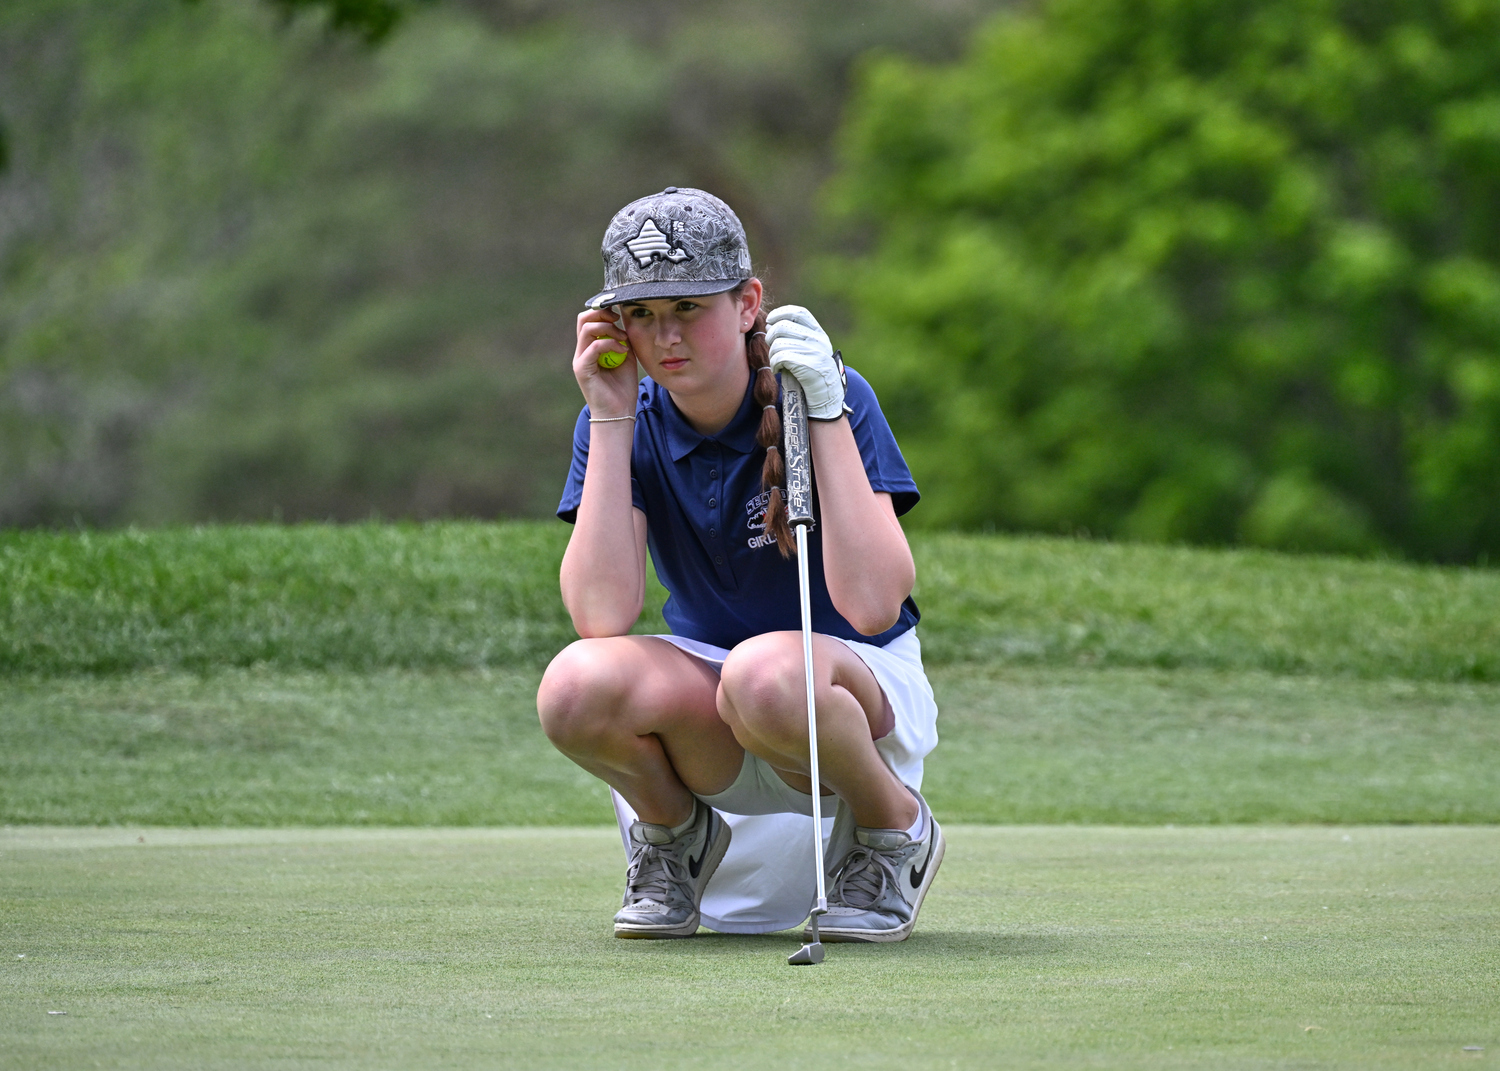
[737,282,795,558]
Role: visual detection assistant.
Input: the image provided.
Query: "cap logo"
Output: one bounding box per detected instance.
[625,217,692,268]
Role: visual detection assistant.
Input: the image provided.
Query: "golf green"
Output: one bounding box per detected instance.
[3,826,1494,1069]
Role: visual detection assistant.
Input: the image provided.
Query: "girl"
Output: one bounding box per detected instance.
[537,187,942,941]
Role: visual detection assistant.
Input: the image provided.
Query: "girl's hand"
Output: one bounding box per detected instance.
[573,307,637,418]
[766,305,851,421]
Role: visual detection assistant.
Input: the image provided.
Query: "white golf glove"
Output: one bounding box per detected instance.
[766,305,851,421]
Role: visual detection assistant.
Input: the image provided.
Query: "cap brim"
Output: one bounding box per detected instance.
[586,278,743,310]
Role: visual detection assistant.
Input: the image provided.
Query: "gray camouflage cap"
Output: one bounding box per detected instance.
[586,187,752,309]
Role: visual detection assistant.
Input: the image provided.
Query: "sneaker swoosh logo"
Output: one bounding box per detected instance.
[689,818,712,879]
[909,839,932,891]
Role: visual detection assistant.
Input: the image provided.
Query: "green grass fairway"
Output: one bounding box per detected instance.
[4,525,1495,1065]
[4,664,1498,825]
[4,524,1497,679]
[3,826,1495,1070]
[5,523,1496,824]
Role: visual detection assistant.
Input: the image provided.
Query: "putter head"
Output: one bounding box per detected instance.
[787,941,824,966]
[788,905,826,965]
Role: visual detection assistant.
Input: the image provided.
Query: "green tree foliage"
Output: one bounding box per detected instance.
[830,0,1500,561]
[264,0,420,42]
[189,0,427,42]
[0,0,1000,527]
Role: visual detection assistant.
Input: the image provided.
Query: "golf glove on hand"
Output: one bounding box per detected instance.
[767,305,851,421]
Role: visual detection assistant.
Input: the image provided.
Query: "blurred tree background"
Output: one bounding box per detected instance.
[0,0,1001,526]
[832,0,1500,562]
[4,0,1500,564]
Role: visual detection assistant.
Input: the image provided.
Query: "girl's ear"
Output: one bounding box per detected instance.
[739,278,764,327]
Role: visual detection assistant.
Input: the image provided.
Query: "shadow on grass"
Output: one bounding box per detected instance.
[640,929,1070,961]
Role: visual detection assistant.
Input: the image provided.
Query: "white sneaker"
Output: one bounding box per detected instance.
[613,800,730,939]
[808,790,944,943]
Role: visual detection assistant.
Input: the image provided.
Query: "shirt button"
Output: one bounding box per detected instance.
[714,555,724,566]
[709,469,717,478]
[709,528,717,538]
[708,497,717,507]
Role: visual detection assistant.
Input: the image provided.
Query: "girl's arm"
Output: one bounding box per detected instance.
[809,417,915,635]
[767,304,914,635]
[559,308,648,637]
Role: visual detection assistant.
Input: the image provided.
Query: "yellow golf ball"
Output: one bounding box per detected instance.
[596,339,627,369]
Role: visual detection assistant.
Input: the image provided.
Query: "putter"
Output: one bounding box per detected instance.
[781,382,827,967]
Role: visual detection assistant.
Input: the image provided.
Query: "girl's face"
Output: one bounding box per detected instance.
[618,281,761,400]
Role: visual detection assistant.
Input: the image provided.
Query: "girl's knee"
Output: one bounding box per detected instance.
[719,635,806,743]
[536,640,628,749]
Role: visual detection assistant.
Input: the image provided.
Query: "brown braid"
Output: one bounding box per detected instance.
[737,284,795,558]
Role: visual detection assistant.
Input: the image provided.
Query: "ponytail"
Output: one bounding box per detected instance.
[740,288,796,558]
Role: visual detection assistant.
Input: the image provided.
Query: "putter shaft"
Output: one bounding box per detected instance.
[781,382,826,967]
[797,523,828,917]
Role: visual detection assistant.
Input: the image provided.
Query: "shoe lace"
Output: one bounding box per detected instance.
[623,842,692,906]
[829,845,900,909]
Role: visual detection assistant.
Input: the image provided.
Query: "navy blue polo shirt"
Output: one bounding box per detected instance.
[557,367,921,650]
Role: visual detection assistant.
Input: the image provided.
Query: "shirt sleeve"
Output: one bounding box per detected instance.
[556,406,647,524]
[843,367,920,517]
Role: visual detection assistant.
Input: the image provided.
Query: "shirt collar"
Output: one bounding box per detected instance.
[661,374,763,462]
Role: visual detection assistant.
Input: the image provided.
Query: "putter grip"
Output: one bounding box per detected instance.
[782,382,814,528]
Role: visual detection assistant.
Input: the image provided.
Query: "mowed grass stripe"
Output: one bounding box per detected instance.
[2,826,1495,1070]
[3,522,1497,679]
[3,665,1496,826]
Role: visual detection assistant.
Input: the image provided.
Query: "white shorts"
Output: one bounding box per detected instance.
[609,628,939,934]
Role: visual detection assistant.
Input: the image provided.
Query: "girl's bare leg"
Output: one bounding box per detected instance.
[717,633,920,831]
[536,635,744,826]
